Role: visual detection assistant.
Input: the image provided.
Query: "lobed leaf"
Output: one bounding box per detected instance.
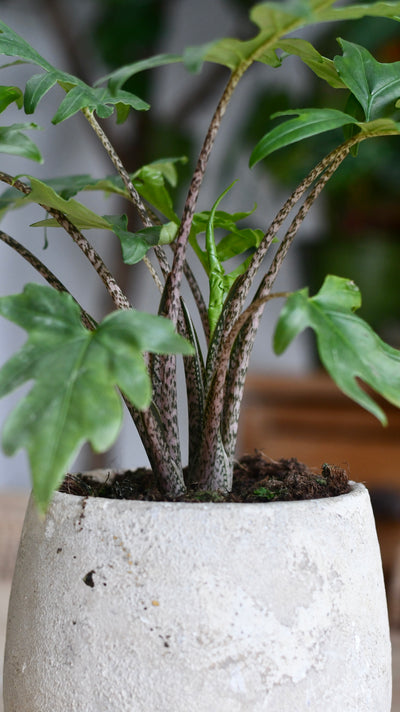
[0,284,192,511]
[52,85,149,124]
[0,21,150,124]
[201,1,400,72]
[204,36,281,71]
[4,171,180,262]
[105,216,178,264]
[274,275,400,424]
[334,39,400,121]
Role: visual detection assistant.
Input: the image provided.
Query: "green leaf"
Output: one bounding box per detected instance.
[278,39,345,89]
[24,177,112,229]
[251,1,316,30]
[183,43,216,73]
[274,275,400,424]
[0,85,23,112]
[189,205,268,288]
[0,22,150,124]
[24,72,59,114]
[334,39,400,121]
[204,37,281,71]
[320,1,400,22]
[216,226,265,262]
[0,21,53,71]
[145,157,187,188]
[52,85,149,124]
[203,1,400,72]
[205,182,239,337]
[0,185,26,217]
[95,53,182,92]
[0,284,192,511]
[16,158,187,207]
[0,123,42,162]
[132,163,181,222]
[249,108,360,167]
[13,172,181,257]
[105,216,178,264]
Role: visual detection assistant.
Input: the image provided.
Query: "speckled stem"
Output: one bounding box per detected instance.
[49,207,132,310]
[196,144,353,490]
[182,260,210,343]
[0,230,96,330]
[82,109,174,292]
[193,296,264,489]
[150,350,182,472]
[164,67,247,327]
[0,172,131,312]
[217,143,352,336]
[221,306,263,462]
[82,108,153,229]
[261,145,350,296]
[221,291,289,461]
[139,405,185,496]
[143,254,164,293]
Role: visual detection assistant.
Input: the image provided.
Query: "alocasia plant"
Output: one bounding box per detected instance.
[1,1,400,511]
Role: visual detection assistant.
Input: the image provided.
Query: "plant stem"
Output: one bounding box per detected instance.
[82,108,174,292]
[164,67,247,325]
[261,145,351,294]
[0,230,96,330]
[221,291,288,461]
[123,397,186,497]
[0,172,131,311]
[196,143,353,489]
[163,10,317,329]
[82,108,153,228]
[143,254,164,293]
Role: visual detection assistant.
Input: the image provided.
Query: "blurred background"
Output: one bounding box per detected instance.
[1,0,400,707]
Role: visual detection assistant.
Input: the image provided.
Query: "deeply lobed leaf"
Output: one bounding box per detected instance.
[0,284,192,511]
[334,39,400,121]
[274,275,400,423]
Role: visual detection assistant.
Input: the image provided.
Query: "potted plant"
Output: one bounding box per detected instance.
[2,2,400,710]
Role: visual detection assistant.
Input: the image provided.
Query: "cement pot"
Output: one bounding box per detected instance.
[3,480,391,712]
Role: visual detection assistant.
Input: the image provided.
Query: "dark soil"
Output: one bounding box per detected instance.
[60,453,350,503]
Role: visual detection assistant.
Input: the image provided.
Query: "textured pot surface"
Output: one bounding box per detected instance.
[3,481,391,712]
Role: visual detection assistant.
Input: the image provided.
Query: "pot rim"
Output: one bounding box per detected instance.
[48,476,365,511]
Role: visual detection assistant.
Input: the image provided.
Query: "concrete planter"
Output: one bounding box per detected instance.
[3,481,391,711]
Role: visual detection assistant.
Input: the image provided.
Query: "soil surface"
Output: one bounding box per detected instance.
[60,453,350,503]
